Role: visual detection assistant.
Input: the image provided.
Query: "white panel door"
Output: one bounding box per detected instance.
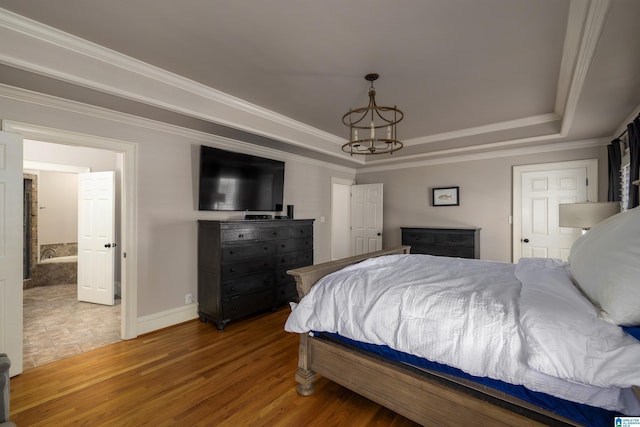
[520,168,587,261]
[350,183,383,255]
[78,171,115,305]
[0,131,23,376]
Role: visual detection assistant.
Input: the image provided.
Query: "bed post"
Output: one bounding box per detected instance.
[290,273,317,395]
[287,247,411,397]
[295,333,316,396]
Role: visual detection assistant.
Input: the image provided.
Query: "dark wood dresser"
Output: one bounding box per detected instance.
[198,219,314,330]
[401,226,480,259]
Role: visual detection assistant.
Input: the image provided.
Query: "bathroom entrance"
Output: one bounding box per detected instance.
[22,140,122,369]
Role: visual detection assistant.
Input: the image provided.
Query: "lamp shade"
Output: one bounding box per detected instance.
[558,202,620,228]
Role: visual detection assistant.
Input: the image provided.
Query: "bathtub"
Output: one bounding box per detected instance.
[40,255,78,264]
[33,255,78,286]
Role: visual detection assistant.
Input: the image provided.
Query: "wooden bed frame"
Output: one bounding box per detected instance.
[287,246,640,426]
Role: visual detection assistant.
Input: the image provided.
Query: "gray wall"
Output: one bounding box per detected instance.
[356,146,608,262]
[2,95,355,319]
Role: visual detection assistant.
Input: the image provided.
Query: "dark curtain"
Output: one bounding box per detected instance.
[607,139,622,202]
[629,118,640,208]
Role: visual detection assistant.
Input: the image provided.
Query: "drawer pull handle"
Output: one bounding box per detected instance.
[238,234,244,238]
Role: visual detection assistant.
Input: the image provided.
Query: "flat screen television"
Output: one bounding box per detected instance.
[198,145,284,212]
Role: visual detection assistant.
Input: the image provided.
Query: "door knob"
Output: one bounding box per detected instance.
[377,232,382,236]
[521,238,530,243]
[104,243,111,248]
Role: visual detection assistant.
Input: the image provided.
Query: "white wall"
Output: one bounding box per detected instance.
[356,146,608,262]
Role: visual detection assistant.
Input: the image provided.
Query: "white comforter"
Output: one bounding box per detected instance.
[284,255,640,414]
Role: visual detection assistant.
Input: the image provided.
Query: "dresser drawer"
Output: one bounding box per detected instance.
[222,289,274,319]
[221,228,261,242]
[433,233,475,247]
[222,272,274,297]
[277,250,313,269]
[289,225,312,238]
[221,241,277,261]
[277,237,312,253]
[221,257,276,280]
[260,227,286,240]
[402,231,437,245]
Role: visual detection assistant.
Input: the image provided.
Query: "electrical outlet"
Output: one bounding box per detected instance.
[185,293,193,305]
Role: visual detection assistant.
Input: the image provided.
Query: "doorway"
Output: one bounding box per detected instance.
[22,158,120,368]
[512,159,598,262]
[331,179,384,259]
[2,120,138,376]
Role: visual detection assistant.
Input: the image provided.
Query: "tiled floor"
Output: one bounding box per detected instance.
[23,283,121,370]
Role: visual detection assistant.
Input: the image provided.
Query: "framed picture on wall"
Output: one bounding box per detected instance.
[432,186,459,206]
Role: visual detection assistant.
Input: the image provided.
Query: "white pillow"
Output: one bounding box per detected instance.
[568,205,640,326]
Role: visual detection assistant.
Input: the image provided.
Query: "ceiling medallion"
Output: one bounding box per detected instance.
[342,73,404,155]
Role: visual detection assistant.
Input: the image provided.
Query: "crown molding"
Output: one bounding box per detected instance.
[0,84,356,175]
[358,137,608,173]
[406,113,560,146]
[558,0,612,135]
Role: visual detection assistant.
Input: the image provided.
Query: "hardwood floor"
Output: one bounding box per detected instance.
[10,306,420,426]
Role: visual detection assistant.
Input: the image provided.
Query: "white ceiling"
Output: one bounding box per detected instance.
[0,0,639,167]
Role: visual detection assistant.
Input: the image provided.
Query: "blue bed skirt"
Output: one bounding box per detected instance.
[316,332,625,427]
[622,325,640,341]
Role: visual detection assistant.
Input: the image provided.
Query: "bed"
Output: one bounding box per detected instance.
[285,206,640,426]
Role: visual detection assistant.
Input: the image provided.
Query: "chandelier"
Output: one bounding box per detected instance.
[342,73,404,155]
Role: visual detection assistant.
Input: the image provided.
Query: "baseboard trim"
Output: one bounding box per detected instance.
[136,303,198,336]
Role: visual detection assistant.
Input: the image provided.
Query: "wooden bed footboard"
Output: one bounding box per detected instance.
[285,246,592,426]
[304,333,570,426]
[287,246,410,397]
